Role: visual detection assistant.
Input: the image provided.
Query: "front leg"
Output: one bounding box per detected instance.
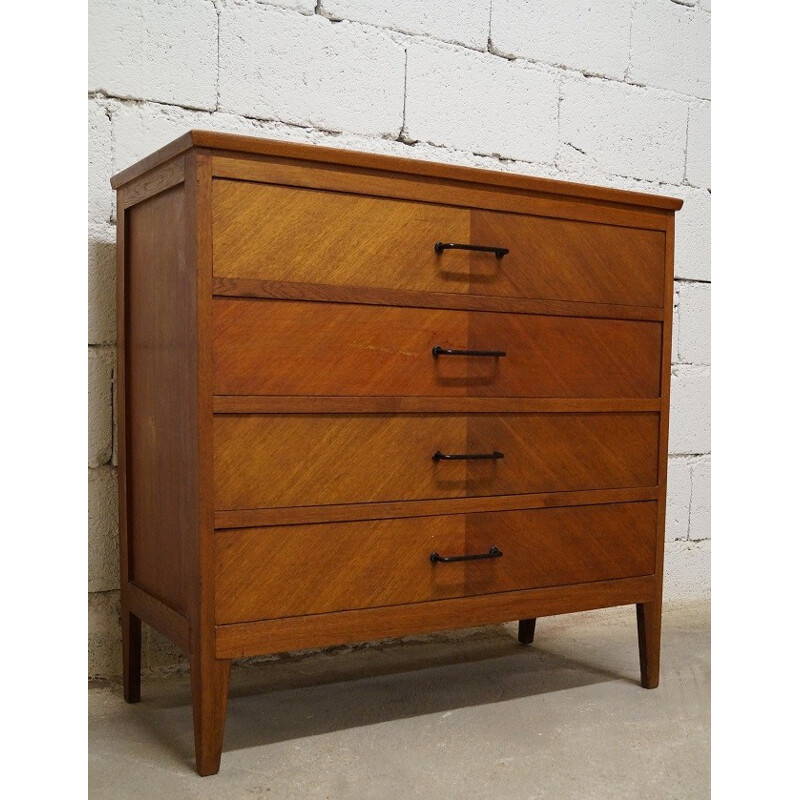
[190,653,231,776]
[636,601,662,689]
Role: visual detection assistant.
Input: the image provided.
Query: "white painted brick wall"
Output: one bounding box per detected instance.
[88,347,114,469]
[88,100,113,226]
[88,466,119,593]
[405,41,559,162]
[88,591,121,678]
[671,287,679,363]
[669,366,711,454]
[672,185,711,281]
[321,1,490,50]
[88,0,711,676]
[666,457,691,540]
[88,223,116,345]
[689,457,711,541]
[491,0,631,81]
[629,0,711,98]
[111,101,264,173]
[88,0,218,110]
[677,282,711,364]
[219,5,406,136]
[259,0,316,12]
[559,77,688,184]
[686,101,711,188]
[663,540,710,599]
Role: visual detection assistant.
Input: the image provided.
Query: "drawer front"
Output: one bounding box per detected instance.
[212,180,665,307]
[215,501,658,622]
[213,180,471,295]
[213,413,659,509]
[470,210,664,307]
[213,299,662,398]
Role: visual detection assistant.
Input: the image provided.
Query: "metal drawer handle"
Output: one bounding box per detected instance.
[434,242,509,258]
[432,346,507,358]
[432,450,504,462]
[430,546,503,564]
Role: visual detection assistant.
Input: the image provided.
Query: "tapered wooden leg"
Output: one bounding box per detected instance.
[637,601,662,689]
[122,607,142,703]
[518,618,537,645]
[190,655,231,776]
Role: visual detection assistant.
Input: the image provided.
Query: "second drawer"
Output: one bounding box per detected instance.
[212,299,662,399]
[213,412,659,509]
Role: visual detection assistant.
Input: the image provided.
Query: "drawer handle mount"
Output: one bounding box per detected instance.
[432,346,507,358]
[434,242,509,258]
[432,450,504,462]
[430,546,504,564]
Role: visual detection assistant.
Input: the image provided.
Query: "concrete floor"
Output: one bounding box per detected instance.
[89,601,710,799]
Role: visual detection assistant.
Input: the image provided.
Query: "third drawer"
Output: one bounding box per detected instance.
[214,412,659,509]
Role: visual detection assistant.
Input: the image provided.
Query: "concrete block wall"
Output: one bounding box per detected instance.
[88,0,710,677]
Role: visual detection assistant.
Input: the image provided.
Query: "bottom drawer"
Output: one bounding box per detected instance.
[215,502,657,623]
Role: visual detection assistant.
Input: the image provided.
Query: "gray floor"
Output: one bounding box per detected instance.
[89,601,710,799]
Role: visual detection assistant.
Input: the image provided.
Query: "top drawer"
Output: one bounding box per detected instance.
[212,180,666,308]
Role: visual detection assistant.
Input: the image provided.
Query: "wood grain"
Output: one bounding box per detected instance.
[471,210,665,307]
[215,575,657,659]
[127,582,190,652]
[213,412,660,510]
[211,157,668,231]
[212,299,662,399]
[468,308,661,398]
[637,208,676,692]
[191,654,230,776]
[186,151,232,777]
[212,180,667,305]
[112,131,682,775]
[637,601,661,689]
[214,486,660,529]
[118,157,184,210]
[214,502,657,623]
[463,502,656,596]
[116,182,138,702]
[213,181,471,293]
[112,130,683,213]
[215,414,465,509]
[212,396,662,415]
[125,183,192,614]
[215,515,467,623]
[211,277,665,322]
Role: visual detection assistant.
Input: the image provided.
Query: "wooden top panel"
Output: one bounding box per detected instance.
[110,130,683,212]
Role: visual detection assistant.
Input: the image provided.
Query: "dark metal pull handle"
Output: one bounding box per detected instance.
[435,242,509,258]
[430,546,503,564]
[432,346,507,358]
[432,450,504,462]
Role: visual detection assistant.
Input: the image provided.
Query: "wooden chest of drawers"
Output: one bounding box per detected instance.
[112,131,681,776]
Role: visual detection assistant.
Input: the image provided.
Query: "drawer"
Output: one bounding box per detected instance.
[214,501,658,622]
[213,181,470,295]
[213,413,659,509]
[212,180,665,307]
[470,210,664,307]
[212,299,662,398]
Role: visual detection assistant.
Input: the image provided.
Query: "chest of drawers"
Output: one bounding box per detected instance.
[112,131,681,776]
